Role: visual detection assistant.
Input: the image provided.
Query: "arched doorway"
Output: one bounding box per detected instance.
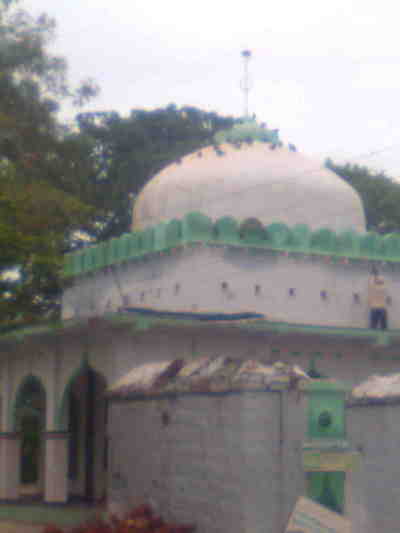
[59,366,107,502]
[14,375,46,499]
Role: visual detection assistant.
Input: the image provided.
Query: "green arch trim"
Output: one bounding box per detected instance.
[64,211,400,279]
[10,374,46,431]
[55,362,108,431]
[55,361,89,431]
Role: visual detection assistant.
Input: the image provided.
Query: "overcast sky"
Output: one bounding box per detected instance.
[22,0,400,177]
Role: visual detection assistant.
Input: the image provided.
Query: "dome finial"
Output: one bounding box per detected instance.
[240,49,252,119]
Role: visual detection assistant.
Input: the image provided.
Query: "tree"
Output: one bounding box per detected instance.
[0,0,98,327]
[0,164,93,324]
[327,160,400,234]
[0,0,235,327]
[75,105,236,241]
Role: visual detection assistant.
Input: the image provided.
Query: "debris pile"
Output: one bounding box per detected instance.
[352,373,400,402]
[43,504,195,533]
[108,357,310,398]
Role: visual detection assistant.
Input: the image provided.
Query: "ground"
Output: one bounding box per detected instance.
[0,522,43,533]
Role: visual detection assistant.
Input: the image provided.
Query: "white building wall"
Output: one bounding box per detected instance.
[62,246,400,329]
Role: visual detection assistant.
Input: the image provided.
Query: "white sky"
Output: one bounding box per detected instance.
[22,0,400,177]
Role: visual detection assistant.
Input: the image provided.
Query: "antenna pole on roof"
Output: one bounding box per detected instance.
[240,49,252,119]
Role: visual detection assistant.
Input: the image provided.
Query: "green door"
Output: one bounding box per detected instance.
[308,472,345,514]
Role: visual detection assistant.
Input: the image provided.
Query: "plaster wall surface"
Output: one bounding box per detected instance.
[62,246,400,329]
[346,403,400,533]
[109,392,289,533]
[2,321,400,433]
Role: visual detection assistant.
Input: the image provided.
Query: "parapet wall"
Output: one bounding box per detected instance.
[62,231,400,329]
[64,211,400,279]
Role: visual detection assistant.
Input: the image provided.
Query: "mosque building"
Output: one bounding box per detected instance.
[1,118,400,532]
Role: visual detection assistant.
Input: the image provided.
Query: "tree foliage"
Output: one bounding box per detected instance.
[0,5,234,327]
[327,160,400,234]
[0,0,97,327]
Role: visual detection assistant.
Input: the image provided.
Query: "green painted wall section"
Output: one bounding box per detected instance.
[305,382,347,514]
[64,211,400,279]
[182,211,213,243]
[307,391,346,440]
[308,472,345,514]
[304,380,348,441]
[213,120,280,145]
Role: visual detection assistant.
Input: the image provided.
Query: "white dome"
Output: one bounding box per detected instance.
[132,142,366,233]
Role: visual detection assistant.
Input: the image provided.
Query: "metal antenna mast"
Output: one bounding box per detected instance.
[240,49,252,118]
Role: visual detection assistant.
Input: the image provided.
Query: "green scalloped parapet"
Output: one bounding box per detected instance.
[267,222,292,247]
[182,211,213,243]
[239,217,266,245]
[311,228,336,254]
[289,224,311,250]
[214,216,239,244]
[214,120,280,145]
[63,211,400,278]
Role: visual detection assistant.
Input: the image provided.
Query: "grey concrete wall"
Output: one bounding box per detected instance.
[347,403,400,533]
[107,389,400,533]
[107,379,400,533]
[281,391,308,525]
[63,245,400,329]
[108,392,297,533]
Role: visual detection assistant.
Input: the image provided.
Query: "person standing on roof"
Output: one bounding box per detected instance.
[368,269,388,330]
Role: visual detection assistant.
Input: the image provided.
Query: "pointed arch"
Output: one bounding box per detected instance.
[12,374,46,491]
[55,363,108,502]
[11,374,46,432]
[55,361,89,431]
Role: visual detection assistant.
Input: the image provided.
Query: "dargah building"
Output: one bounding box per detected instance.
[1,121,400,532]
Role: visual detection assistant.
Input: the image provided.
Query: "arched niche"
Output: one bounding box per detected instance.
[56,364,108,503]
[12,374,46,496]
